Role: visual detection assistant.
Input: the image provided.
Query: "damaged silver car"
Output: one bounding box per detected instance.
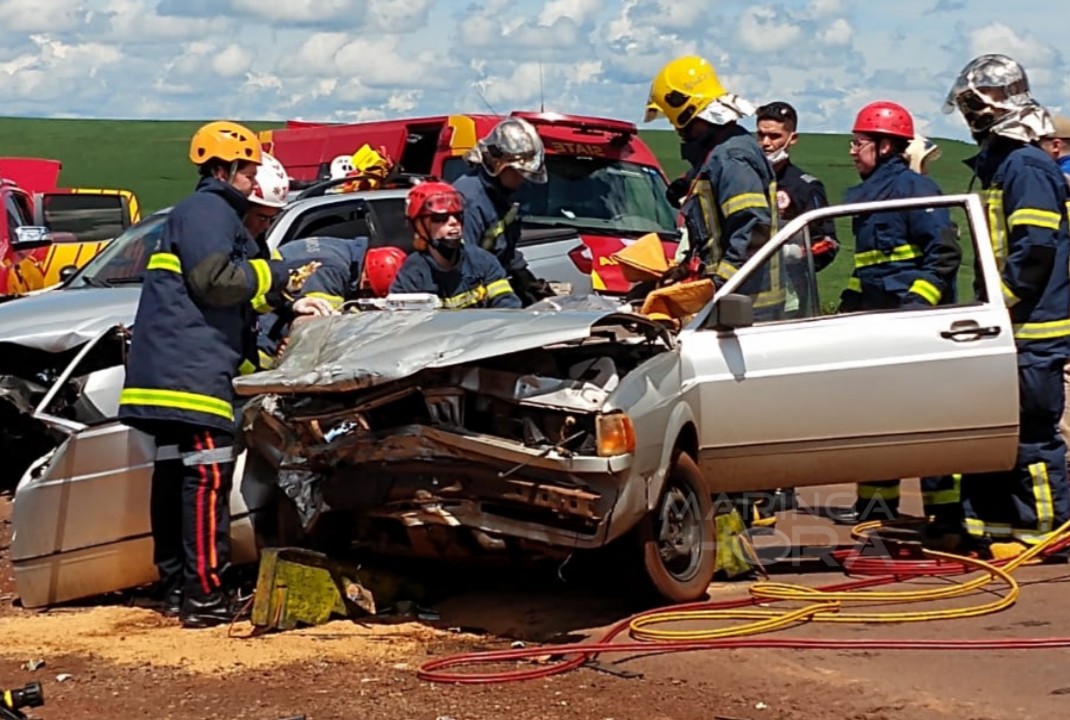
[14,194,1023,605]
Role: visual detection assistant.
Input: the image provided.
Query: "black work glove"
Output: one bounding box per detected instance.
[509,267,556,307]
[665,175,691,208]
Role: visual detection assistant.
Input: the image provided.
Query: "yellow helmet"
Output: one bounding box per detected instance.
[647,55,727,130]
[189,120,262,166]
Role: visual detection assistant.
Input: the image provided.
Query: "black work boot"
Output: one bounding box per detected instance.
[180,590,248,629]
[163,584,183,617]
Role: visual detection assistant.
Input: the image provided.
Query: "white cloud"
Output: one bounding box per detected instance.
[965,22,1058,83]
[808,0,843,16]
[538,0,603,26]
[211,44,254,78]
[739,7,803,52]
[103,0,221,40]
[366,0,434,32]
[230,0,362,22]
[821,18,852,45]
[0,0,89,33]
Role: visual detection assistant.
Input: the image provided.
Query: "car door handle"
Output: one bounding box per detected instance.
[940,321,1002,341]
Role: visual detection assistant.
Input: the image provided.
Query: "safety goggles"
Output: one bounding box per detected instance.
[425,210,463,223]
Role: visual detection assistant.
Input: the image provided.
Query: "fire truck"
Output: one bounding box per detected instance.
[261,111,679,294]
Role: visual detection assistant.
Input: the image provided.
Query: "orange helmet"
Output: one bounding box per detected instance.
[363,246,407,297]
[189,120,262,166]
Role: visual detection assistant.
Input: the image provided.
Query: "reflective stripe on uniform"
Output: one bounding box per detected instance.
[854,244,920,268]
[922,474,961,507]
[306,291,344,309]
[713,261,738,281]
[1029,462,1055,535]
[443,285,488,309]
[147,252,182,273]
[238,359,257,376]
[720,192,768,217]
[857,483,901,500]
[846,276,862,293]
[120,387,234,421]
[251,294,272,313]
[1012,318,1070,341]
[1001,281,1020,307]
[1007,207,1061,230]
[908,278,941,305]
[485,278,513,299]
[250,258,272,298]
[965,517,1013,538]
[983,189,1007,268]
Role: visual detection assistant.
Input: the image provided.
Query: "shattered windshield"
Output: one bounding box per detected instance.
[69,212,167,288]
[444,156,678,236]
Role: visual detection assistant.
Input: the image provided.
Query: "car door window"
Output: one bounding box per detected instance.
[720,200,975,326]
[5,192,24,240]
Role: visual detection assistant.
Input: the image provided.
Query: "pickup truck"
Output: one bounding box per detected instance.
[0,157,140,296]
[10,192,1017,607]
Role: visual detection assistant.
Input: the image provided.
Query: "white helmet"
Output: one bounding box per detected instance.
[249,152,289,208]
[330,154,354,180]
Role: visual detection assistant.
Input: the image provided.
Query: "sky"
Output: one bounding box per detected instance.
[0,0,1065,141]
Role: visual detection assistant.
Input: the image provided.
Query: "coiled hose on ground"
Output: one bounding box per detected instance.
[417,518,1070,684]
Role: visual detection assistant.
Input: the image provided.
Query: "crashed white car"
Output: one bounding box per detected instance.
[12,194,1018,605]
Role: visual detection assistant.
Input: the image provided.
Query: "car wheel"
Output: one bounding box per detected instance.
[637,452,716,603]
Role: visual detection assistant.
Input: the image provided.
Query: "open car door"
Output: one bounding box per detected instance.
[683,193,1019,493]
[10,326,268,608]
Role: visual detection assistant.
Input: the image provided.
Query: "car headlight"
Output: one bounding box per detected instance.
[596,412,636,457]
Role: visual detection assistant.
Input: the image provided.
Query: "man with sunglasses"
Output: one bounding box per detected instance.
[945,54,1070,557]
[453,117,554,306]
[390,181,521,309]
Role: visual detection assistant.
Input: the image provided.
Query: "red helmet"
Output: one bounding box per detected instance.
[852,101,915,140]
[405,181,464,221]
[363,246,407,297]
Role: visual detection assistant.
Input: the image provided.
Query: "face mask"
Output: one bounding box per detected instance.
[432,238,461,264]
[764,148,789,165]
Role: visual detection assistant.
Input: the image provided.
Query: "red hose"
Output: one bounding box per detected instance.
[417,544,1068,685]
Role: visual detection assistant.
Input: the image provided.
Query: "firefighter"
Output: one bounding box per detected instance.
[390,181,522,308]
[258,239,407,359]
[644,55,782,314]
[452,117,553,305]
[945,54,1070,556]
[830,101,962,525]
[118,121,320,628]
[243,151,290,241]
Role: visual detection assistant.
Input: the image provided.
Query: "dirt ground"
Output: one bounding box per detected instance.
[2,485,1069,720]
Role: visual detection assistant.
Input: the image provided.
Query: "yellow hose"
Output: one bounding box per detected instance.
[629,518,1070,642]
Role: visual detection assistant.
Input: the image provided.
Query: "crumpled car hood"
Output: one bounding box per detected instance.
[234,306,670,396]
[0,287,140,353]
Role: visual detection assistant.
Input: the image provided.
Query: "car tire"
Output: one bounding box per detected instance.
[637,451,716,604]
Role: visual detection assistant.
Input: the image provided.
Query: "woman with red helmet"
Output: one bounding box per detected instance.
[389,181,521,308]
[832,101,963,529]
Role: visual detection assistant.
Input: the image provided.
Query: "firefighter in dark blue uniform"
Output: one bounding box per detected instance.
[945,54,1070,555]
[391,181,521,309]
[453,117,554,306]
[258,239,406,359]
[118,121,320,628]
[832,101,962,525]
[644,55,782,315]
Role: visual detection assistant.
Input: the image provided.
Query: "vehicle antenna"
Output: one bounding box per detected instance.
[539,60,545,113]
[474,82,501,117]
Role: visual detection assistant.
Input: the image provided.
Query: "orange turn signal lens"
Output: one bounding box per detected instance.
[596,413,636,457]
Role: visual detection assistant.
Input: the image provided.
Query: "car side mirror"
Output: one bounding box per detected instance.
[59,265,79,282]
[13,226,54,250]
[711,293,754,331]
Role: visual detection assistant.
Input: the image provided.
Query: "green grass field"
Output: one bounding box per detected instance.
[0,116,981,303]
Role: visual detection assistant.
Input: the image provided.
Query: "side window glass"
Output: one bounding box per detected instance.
[5,193,23,240]
[734,198,981,325]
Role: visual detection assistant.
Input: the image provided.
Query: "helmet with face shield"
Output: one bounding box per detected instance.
[943,54,1052,141]
[475,117,547,184]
